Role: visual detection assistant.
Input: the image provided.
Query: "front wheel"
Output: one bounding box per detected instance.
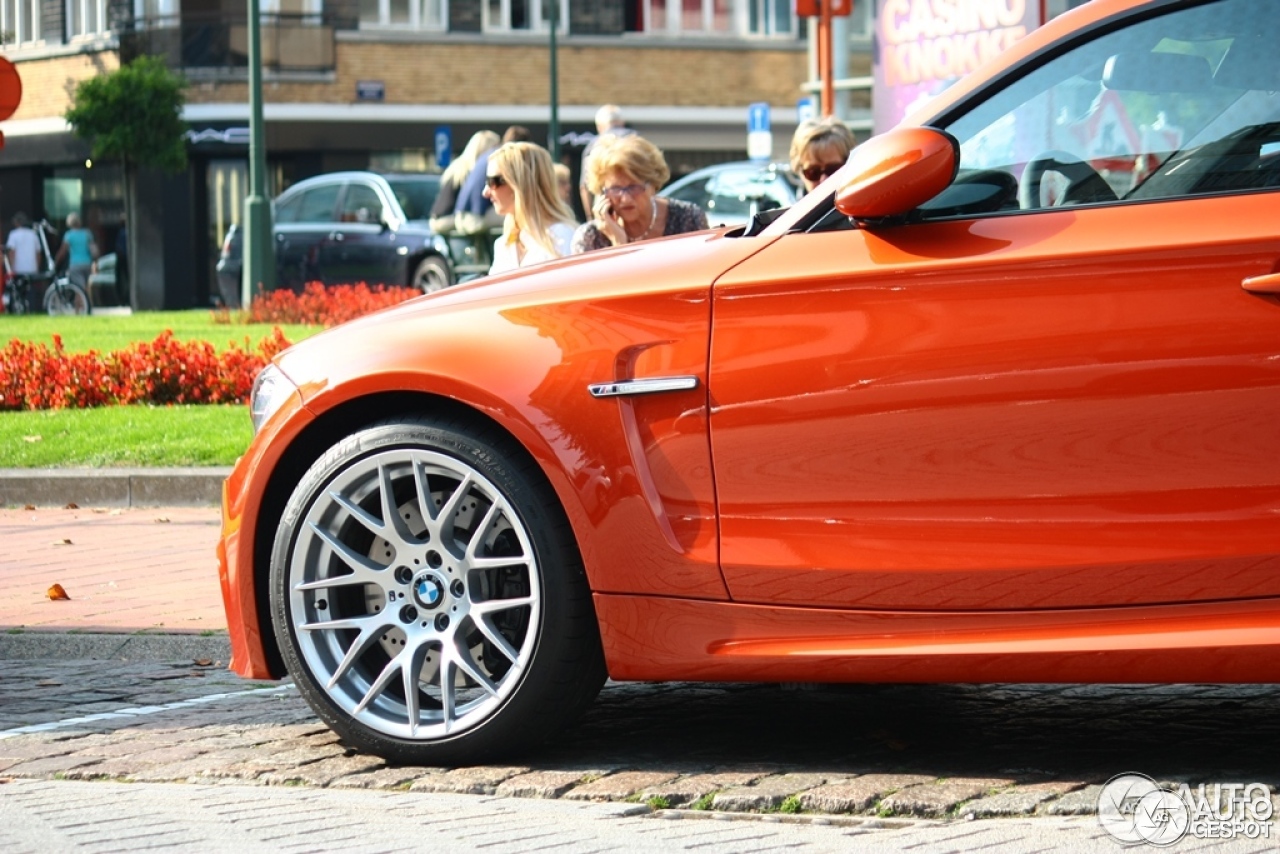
[44,279,91,315]
[411,255,452,294]
[270,416,605,764]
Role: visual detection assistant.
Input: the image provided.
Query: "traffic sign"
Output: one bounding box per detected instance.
[747,102,772,161]
[435,126,452,169]
[0,56,22,122]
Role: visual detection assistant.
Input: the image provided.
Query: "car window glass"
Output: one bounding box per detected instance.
[341,184,384,224]
[274,193,301,224]
[922,0,1278,219]
[705,169,793,218]
[294,184,341,223]
[386,177,440,222]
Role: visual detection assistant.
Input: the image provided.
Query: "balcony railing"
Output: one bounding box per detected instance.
[118,12,353,73]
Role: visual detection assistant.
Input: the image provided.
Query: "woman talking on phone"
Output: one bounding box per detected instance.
[572,134,706,254]
[482,142,578,275]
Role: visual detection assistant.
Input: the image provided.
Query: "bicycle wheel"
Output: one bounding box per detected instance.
[44,279,91,316]
[6,277,30,315]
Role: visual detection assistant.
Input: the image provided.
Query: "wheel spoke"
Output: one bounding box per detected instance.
[326,621,396,689]
[379,462,426,546]
[469,613,522,670]
[434,471,475,543]
[448,636,500,698]
[353,656,402,715]
[331,489,390,540]
[462,502,502,561]
[306,521,389,580]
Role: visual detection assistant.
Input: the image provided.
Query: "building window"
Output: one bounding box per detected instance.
[645,0,732,35]
[484,0,566,32]
[360,0,445,29]
[67,0,108,39]
[746,0,793,36]
[1,0,41,47]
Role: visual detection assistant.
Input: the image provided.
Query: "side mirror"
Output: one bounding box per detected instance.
[834,127,959,221]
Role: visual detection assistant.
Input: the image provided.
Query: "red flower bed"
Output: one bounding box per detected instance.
[2,283,417,411]
[0,329,291,411]
[214,282,422,328]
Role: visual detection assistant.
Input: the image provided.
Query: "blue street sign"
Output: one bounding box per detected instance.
[435,126,452,169]
[747,103,772,161]
[797,97,817,124]
[748,102,771,134]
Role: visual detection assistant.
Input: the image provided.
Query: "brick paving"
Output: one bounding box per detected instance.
[0,506,225,634]
[1,504,1279,829]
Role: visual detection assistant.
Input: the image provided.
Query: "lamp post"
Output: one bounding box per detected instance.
[242,0,275,307]
[548,0,560,160]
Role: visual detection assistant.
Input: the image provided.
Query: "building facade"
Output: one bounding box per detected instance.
[1,0,1085,308]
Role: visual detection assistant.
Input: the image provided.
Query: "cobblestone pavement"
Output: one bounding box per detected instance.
[1,658,1277,832]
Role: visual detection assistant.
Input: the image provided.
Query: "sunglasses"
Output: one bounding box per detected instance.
[485,174,507,189]
[801,163,843,184]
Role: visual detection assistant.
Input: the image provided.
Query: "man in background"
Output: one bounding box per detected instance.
[579,105,636,215]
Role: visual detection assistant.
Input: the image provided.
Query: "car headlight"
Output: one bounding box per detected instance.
[249,364,298,434]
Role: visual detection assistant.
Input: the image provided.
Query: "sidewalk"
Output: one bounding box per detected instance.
[0,500,230,661]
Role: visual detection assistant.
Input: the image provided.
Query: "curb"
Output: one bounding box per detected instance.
[0,632,231,663]
[0,468,229,508]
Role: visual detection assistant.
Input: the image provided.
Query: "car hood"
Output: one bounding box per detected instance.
[273,226,771,401]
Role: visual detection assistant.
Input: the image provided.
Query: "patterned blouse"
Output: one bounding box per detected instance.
[571,198,708,254]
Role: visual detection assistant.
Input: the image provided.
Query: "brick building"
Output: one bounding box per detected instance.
[0,1,1084,308]
[1,1,877,307]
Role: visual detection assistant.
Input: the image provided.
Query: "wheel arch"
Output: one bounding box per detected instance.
[250,389,568,679]
[406,248,453,290]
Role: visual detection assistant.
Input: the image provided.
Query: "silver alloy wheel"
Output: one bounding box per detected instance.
[286,447,541,741]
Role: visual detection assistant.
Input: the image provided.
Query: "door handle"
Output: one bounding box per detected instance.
[1242,273,1280,294]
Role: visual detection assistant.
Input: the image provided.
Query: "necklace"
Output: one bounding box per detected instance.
[626,198,659,242]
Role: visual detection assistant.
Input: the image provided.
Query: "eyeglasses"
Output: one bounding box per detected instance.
[800,162,843,184]
[485,174,507,189]
[600,183,647,199]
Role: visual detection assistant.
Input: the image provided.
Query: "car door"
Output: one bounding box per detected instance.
[321,179,399,286]
[274,180,341,290]
[709,0,1280,612]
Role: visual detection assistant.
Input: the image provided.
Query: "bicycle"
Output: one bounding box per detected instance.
[2,219,92,316]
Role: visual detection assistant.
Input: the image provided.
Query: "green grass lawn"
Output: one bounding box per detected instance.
[0,405,251,467]
[0,310,321,468]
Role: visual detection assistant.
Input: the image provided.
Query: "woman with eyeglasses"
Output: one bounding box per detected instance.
[790,116,856,194]
[572,134,707,254]
[482,142,578,275]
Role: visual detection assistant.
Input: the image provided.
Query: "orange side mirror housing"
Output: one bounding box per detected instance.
[834,127,959,222]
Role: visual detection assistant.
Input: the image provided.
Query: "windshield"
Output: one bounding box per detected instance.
[934,0,1278,211]
[385,176,441,222]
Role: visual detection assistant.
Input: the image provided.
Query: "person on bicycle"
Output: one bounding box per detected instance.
[5,212,42,279]
[55,212,97,290]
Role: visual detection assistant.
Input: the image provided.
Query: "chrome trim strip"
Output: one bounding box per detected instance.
[587,376,699,398]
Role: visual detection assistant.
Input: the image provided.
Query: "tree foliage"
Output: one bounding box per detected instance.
[64,55,188,172]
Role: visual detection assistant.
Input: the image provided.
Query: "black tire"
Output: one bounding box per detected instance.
[269,415,605,764]
[411,255,452,294]
[44,279,91,315]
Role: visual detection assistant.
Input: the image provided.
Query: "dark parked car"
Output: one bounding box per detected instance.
[659,160,802,229]
[216,172,455,306]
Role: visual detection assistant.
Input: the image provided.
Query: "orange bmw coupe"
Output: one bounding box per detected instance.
[219,0,1280,763]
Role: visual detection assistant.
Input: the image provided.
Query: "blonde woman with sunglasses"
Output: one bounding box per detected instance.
[789,116,856,194]
[482,142,578,275]
[572,134,707,254]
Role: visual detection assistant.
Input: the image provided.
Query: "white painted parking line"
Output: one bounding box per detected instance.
[0,683,296,739]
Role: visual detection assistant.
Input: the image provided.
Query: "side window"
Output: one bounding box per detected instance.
[921,0,1278,219]
[274,193,301,224]
[341,184,385,224]
[294,185,342,223]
